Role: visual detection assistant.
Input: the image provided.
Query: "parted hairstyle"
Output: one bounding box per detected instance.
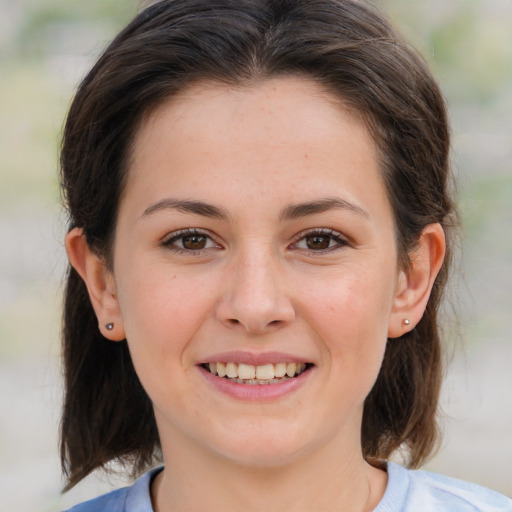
[60,0,457,490]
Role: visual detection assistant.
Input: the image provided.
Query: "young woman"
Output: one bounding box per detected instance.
[60,1,511,510]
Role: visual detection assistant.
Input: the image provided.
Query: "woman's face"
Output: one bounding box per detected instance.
[111,77,403,466]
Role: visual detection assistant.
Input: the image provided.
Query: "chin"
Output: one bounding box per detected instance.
[215,442,307,470]
[204,419,322,469]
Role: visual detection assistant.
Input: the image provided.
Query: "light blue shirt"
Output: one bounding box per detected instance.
[64,461,512,511]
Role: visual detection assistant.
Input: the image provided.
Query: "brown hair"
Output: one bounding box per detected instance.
[60,0,456,490]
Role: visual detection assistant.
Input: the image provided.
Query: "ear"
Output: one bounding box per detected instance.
[388,223,446,338]
[65,227,126,341]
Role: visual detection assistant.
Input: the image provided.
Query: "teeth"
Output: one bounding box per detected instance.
[226,362,237,379]
[205,361,309,381]
[286,362,297,377]
[238,363,256,380]
[256,364,274,380]
[217,362,227,377]
[274,362,287,378]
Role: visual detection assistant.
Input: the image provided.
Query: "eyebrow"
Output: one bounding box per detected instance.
[141,199,229,220]
[141,196,369,222]
[280,197,370,221]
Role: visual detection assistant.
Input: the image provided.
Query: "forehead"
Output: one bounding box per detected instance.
[124,76,388,221]
[137,77,368,145]
[131,77,377,170]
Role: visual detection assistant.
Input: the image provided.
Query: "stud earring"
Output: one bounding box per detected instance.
[106,323,114,331]
[403,319,411,326]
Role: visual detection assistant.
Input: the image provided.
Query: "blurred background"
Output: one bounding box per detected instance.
[0,0,510,510]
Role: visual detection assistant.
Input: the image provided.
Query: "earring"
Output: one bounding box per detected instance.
[403,319,411,326]
[105,322,114,331]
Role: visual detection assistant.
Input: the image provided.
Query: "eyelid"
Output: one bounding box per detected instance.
[289,227,350,252]
[161,228,222,253]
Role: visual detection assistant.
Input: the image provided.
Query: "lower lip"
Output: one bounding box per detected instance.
[198,366,313,401]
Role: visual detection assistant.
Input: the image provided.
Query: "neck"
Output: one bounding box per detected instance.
[152,428,387,512]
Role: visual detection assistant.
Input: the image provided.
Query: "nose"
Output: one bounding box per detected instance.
[215,247,295,334]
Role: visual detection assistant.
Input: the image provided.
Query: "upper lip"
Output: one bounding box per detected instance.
[198,351,313,366]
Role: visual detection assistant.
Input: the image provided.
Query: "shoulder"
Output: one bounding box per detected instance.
[376,462,512,512]
[63,486,130,512]
[63,467,162,512]
[410,469,512,512]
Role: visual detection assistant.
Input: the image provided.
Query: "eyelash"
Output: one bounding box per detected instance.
[290,228,349,253]
[161,229,220,254]
[161,227,349,255]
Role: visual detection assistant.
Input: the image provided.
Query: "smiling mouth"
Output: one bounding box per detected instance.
[201,362,312,385]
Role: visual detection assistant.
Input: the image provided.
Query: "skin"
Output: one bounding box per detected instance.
[67,77,445,511]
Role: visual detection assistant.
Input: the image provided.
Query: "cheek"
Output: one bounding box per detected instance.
[297,264,394,391]
[115,266,220,416]
[299,264,395,339]
[115,262,219,366]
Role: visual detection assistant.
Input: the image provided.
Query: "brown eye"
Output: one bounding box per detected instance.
[305,235,331,250]
[162,229,218,252]
[292,229,348,252]
[182,234,207,250]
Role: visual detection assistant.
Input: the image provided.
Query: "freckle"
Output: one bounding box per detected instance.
[304,153,309,158]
